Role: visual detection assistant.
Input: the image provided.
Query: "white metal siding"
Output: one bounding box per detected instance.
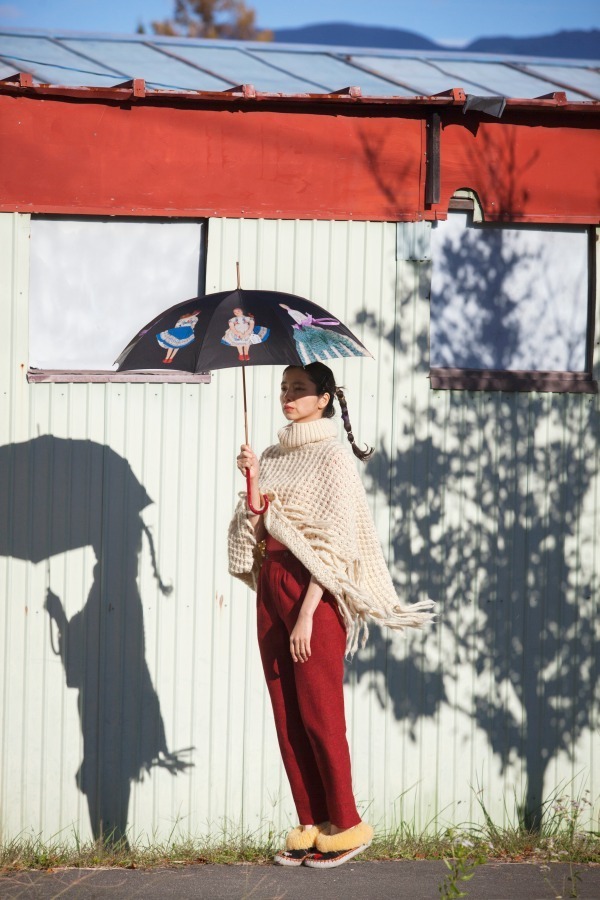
[0,213,598,842]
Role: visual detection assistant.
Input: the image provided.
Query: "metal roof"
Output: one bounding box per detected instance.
[0,27,598,100]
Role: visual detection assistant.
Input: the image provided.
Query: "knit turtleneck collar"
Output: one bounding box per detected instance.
[277,417,337,449]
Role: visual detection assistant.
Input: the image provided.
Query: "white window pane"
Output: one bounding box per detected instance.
[430,213,588,372]
[29,218,205,370]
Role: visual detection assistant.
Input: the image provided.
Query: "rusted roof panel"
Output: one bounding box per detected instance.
[524,63,600,98]
[61,37,232,91]
[0,32,125,85]
[163,43,327,94]
[351,55,497,96]
[0,28,598,102]
[245,47,401,94]
[423,58,593,100]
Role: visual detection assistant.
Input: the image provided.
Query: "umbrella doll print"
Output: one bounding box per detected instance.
[156,310,200,364]
[279,303,365,364]
[221,307,270,361]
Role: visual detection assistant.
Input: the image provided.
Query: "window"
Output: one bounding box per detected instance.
[28,216,209,383]
[429,210,597,393]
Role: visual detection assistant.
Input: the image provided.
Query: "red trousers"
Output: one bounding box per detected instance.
[257,536,361,830]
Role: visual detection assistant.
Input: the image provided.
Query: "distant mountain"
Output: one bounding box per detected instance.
[272,22,438,51]
[271,22,600,60]
[466,29,600,59]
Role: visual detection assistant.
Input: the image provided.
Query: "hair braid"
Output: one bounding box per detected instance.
[283,362,374,462]
[335,387,374,462]
[142,521,173,596]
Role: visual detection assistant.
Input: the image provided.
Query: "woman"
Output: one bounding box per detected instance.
[228,362,434,869]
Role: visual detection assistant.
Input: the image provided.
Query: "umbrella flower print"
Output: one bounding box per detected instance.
[221,307,270,361]
[156,310,200,364]
[279,303,365,364]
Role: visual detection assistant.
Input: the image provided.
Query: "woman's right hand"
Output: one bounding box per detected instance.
[237,444,259,480]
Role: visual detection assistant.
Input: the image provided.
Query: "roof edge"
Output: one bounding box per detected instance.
[0,76,598,112]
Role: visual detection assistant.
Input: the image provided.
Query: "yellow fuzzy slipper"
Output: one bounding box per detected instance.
[273,822,329,867]
[303,821,374,868]
[286,825,321,851]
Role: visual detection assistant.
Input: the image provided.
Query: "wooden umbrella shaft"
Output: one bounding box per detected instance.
[241,362,269,515]
[242,361,249,445]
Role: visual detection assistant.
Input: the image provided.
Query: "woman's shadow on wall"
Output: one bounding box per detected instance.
[0,436,193,845]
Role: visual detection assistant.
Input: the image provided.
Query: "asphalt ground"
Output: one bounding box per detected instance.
[1,861,599,899]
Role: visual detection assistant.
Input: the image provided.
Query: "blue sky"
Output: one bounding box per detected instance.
[0,0,597,46]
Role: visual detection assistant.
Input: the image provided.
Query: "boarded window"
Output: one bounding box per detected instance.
[29,217,206,378]
[429,213,592,390]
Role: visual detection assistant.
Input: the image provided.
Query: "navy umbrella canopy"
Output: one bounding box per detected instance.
[116,285,371,513]
[115,288,371,373]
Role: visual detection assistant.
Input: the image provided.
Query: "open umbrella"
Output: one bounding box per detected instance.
[116,272,372,512]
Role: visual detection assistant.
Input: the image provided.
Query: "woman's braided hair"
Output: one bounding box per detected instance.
[289,362,374,462]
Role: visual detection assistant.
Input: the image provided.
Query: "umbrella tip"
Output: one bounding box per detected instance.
[236,261,241,290]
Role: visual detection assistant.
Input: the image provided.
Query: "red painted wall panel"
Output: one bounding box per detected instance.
[438,113,600,223]
[0,94,598,223]
[0,97,423,220]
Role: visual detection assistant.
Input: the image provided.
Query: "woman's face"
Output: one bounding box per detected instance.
[280,367,329,424]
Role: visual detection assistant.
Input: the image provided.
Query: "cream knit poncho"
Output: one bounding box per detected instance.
[228,417,435,653]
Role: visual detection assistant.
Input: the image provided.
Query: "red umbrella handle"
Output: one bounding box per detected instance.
[246,469,269,515]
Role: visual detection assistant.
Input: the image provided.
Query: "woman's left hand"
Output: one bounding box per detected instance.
[290,612,313,663]
[237,444,259,480]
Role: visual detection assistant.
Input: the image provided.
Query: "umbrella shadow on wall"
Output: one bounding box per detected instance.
[0,436,193,845]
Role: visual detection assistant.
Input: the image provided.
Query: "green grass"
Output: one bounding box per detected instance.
[363,824,600,864]
[1,820,598,874]
[0,828,278,873]
[2,785,598,874]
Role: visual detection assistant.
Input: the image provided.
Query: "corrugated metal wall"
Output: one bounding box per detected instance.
[0,212,598,842]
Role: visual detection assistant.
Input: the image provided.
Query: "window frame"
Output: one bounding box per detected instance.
[429,199,598,394]
[27,369,211,384]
